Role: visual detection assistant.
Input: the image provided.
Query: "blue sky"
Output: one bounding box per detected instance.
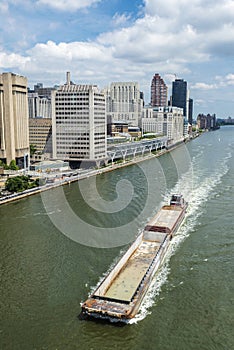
[0,0,234,118]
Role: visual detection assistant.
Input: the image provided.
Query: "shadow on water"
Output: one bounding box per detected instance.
[77,311,127,327]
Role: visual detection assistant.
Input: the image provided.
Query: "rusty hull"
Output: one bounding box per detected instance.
[81,198,187,322]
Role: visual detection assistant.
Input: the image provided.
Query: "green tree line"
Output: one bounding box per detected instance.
[5,176,40,193]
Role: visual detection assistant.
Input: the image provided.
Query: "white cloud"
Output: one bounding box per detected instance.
[112,12,132,27]
[97,14,209,69]
[215,73,234,86]
[1,0,234,115]
[225,74,234,85]
[28,40,111,62]
[0,52,30,68]
[22,40,115,83]
[3,0,234,71]
[36,0,101,11]
[191,83,217,90]
[143,0,234,58]
[144,0,234,28]
[195,99,206,105]
[144,0,190,17]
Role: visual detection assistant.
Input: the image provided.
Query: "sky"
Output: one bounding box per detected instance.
[0,0,234,118]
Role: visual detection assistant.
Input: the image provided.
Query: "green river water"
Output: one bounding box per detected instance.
[0,126,233,350]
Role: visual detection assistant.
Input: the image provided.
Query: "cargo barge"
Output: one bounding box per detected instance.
[81,194,188,322]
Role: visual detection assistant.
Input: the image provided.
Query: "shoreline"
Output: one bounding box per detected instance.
[0,139,190,206]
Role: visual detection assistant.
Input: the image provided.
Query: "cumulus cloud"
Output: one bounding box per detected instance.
[112,12,132,27]
[28,40,111,62]
[1,0,234,115]
[97,13,209,71]
[0,52,30,69]
[191,82,217,90]
[22,40,116,83]
[2,0,234,72]
[36,0,101,11]
[144,0,234,29]
[143,0,234,58]
[225,74,234,85]
[215,73,234,86]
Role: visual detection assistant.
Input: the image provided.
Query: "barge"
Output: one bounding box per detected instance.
[81,194,188,322]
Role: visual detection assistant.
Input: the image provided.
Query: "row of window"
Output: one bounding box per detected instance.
[57,146,90,150]
[56,93,89,97]
[57,138,90,142]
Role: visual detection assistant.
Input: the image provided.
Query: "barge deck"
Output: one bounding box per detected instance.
[99,240,161,303]
[81,194,187,322]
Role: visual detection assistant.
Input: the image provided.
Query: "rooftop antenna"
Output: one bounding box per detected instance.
[66,71,71,85]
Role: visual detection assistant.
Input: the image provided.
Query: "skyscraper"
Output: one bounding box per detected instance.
[188,98,193,125]
[106,82,143,126]
[150,73,168,107]
[52,72,106,166]
[0,72,29,167]
[172,79,188,119]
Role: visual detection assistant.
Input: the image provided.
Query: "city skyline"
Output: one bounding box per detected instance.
[0,0,234,117]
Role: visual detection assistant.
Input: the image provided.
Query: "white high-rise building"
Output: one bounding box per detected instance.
[142,106,184,142]
[28,93,52,119]
[52,73,107,165]
[106,82,143,127]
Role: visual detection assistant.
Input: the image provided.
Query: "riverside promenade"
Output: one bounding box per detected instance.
[0,139,189,206]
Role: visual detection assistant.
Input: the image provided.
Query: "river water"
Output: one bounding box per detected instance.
[0,126,233,350]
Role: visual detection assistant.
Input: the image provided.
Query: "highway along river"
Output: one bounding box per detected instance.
[0,126,233,350]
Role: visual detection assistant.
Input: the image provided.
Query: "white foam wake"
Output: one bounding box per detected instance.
[130,151,231,324]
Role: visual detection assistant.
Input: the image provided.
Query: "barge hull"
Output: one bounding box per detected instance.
[81,195,187,321]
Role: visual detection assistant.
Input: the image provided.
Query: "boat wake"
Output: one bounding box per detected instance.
[130,151,231,324]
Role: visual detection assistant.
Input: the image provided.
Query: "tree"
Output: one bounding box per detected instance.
[5,175,41,193]
[9,160,19,170]
[0,159,19,170]
[0,160,9,169]
[30,144,37,156]
[5,176,28,192]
